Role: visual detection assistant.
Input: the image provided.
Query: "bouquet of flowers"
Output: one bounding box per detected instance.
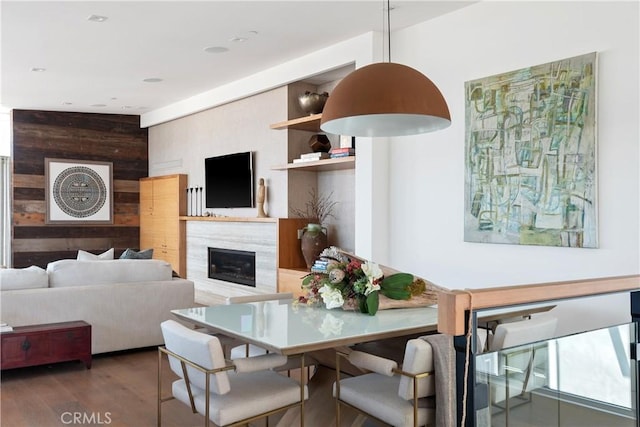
[297,247,427,315]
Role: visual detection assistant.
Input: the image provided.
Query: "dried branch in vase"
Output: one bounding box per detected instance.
[291,188,338,225]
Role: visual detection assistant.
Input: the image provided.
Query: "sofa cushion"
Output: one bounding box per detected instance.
[47,259,173,287]
[77,248,114,260]
[0,266,49,290]
[119,248,154,259]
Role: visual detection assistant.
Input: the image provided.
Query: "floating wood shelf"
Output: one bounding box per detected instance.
[270,114,322,132]
[271,156,355,172]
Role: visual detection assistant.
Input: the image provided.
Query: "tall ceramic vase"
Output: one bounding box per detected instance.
[300,223,328,269]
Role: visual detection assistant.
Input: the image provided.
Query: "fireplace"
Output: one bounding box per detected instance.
[208,247,256,287]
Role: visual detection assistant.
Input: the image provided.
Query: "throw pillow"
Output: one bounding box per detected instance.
[0,265,49,290]
[77,248,114,261]
[119,248,154,260]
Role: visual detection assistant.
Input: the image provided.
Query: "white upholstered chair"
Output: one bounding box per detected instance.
[334,338,436,427]
[224,292,293,359]
[483,315,558,422]
[158,320,308,427]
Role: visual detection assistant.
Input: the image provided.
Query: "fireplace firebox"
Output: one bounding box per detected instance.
[207,247,256,287]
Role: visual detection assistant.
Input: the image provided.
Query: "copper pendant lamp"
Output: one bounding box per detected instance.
[320,1,451,137]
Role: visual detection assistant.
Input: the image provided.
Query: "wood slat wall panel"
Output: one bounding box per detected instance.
[10,110,148,268]
[13,226,139,239]
[13,237,139,253]
[12,110,145,134]
[13,174,44,188]
[13,213,139,227]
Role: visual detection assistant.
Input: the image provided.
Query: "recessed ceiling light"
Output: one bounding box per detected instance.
[143,78,163,83]
[90,104,106,107]
[62,102,73,106]
[122,106,133,110]
[31,67,46,72]
[204,46,229,54]
[230,31,258,43]
[88,15,108,23]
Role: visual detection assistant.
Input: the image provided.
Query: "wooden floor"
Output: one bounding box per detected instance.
[4,340,631,427]
[0,346,376,427]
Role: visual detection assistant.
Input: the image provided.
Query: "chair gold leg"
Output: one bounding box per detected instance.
[335,352,341,427]
[300,354,305,427]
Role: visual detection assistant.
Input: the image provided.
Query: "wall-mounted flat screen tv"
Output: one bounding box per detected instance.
[205,151,254,208]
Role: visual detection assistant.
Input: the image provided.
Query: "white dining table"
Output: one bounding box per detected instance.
[171,300,439,356]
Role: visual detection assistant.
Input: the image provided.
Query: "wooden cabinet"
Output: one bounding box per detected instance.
[1,321,91,370]
[276,218,311,297]
[140,174,187,277]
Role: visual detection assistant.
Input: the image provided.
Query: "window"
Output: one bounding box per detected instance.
[0,111,9,156]
[1,110,10,267]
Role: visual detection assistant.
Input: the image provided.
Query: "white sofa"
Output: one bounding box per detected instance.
[0,259,195,354]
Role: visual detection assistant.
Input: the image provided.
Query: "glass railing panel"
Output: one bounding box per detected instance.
[475,337,560,426]
[553,322,636,425]
[474,322,636,426]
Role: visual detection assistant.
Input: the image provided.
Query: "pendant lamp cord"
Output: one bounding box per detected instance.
[385,0,391,62]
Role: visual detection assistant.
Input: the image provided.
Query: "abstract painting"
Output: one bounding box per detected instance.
[45,158,113,224]
[464,53,597,248]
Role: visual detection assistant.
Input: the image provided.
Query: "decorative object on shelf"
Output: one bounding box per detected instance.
[300,223,328,269]
[291,188,338,268]
[298,91,329,115]
[297,247,440,316]
[308,133,331,153]
[339,135,356,149]
[320,0,450,137]
[45,158,113,224]
[257,178,268,218]
[464,52,597,248]
[186,187,191,216]
[186,186,204,216]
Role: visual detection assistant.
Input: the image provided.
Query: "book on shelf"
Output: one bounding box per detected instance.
[293,157,324,164]
[310,259,329,273]
[330,147,355,155]
[300,152,330,160]
[330,152,355,158]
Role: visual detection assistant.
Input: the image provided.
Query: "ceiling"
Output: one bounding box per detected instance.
[1,1,473,117]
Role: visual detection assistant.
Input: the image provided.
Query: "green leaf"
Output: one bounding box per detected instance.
[380,273,413,300]
[366,291,379,316]
[381,273,413,289]
[301,275,314,287]
[359,297,368,314]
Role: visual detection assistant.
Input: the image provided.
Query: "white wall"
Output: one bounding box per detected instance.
[386,1,639,334]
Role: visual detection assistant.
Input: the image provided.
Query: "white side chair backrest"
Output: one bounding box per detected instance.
[490,315,558,351]
[225,292,293,304]
[398,338,435,400]
[160,320,231,395]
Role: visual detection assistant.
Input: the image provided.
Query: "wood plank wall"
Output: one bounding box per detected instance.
[11,110,148,268]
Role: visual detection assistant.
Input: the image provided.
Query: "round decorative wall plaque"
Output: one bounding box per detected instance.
[52,166,107,218]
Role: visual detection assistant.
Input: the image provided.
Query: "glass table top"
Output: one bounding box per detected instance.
[172,301,439,355]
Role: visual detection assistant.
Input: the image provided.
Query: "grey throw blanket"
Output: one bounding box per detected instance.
[422,334,456,427]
